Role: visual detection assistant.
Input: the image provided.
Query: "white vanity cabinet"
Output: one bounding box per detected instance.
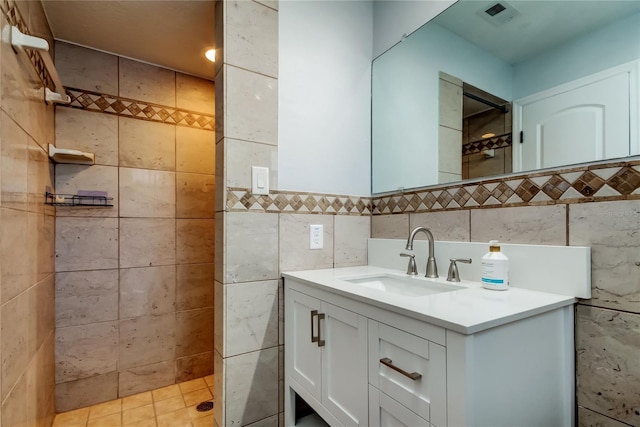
[284,271,576,427]
[286,279,449,427]
[287,289,369,426]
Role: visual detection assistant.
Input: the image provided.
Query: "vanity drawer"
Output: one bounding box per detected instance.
[369,385,431,427]
[368,320,446,426]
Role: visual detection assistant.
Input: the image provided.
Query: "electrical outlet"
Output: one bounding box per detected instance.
[310,224,323,249]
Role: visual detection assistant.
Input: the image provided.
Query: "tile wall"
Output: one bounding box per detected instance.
[371,162,640,426]
[438,72,463,184]
[437,73,514,184]
[53,42,216,411]
[214,2,279,426]
[215,2,370,426]
[0,0,57,426]
[462,105,512,180]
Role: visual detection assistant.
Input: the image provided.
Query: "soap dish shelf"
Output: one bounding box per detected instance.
[48,144,95,165]
[45,192,113,207]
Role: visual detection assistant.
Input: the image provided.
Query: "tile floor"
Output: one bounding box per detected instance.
[52,376,214,427]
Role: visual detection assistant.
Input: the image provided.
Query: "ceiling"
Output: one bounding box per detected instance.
[42,0,216,80]
[435,0,640,65]
[436,0,640,117]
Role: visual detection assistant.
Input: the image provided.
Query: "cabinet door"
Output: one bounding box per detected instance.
[322,302,368,426]
[369,385,431,427]
[288,290,322,401]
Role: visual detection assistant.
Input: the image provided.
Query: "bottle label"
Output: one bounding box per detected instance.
[481,259,509,286]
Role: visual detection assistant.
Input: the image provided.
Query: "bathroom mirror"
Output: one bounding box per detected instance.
[371,0,640,194]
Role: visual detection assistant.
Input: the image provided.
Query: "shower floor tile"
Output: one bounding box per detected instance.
[53,375,215,427]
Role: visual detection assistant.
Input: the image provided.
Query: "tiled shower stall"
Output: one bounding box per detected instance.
[53,43,216,410]
[0,0,216,422]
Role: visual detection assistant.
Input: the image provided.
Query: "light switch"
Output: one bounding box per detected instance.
[251,166,269,195]
[310,224,323,249]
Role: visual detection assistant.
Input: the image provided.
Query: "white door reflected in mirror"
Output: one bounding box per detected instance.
[516,66,631,172]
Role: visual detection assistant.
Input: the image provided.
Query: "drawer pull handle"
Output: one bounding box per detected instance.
[310,311,326,347]
[317,313,325,347]
[310,310,319,343]
[380,357,422,380]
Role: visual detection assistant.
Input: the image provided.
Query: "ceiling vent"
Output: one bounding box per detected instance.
[476,1,520,26]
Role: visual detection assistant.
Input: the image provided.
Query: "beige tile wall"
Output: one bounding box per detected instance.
[216,49,284,422]
[462,105,512,180]
[372,199,640,426]
[464,106,511,144]
[463,146,512,180]
[0,1,57,426]
[214,8,280,425]
[54,42,216,411]
[438,73,463,184]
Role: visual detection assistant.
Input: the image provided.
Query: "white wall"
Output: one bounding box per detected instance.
[279,0,373,196]
[513,12,640,99]
[373,0,454,58]
[372,23,512,193]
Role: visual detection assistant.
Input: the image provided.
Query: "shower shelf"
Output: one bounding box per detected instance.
[45,192,113,207]
[48,144,95,165]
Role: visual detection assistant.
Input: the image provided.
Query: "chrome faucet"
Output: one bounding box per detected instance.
[405,226,438,278]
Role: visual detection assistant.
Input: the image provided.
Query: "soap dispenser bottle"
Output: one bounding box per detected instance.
[481,240,509,291]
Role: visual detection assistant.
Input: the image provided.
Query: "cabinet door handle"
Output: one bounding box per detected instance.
[380,357,422,380]
[310,310,319,343]
[317,313,325,347]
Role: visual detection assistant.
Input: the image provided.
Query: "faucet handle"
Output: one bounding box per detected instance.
[447,258,472,282]
[400,253,418,276]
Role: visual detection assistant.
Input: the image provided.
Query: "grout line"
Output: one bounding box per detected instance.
[173,93,180,387]
[224,63,277,82]
[566,203,570,246]
[116,82,123,400]
[576,301,640,316]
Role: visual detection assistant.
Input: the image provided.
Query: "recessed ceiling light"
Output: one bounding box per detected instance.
[482,133,496,139]
[205,49,216,63]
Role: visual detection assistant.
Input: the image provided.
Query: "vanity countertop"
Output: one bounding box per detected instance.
[283,265,575,335]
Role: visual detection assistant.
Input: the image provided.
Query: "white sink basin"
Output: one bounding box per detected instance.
[340,274,461,297]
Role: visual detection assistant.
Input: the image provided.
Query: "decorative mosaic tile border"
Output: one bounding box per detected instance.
[226,188,372,216]
[224,161,639,215]
[63,88,215,131]
[1,0,55,91]
[372,160,640,215]
[462,133,512,155]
